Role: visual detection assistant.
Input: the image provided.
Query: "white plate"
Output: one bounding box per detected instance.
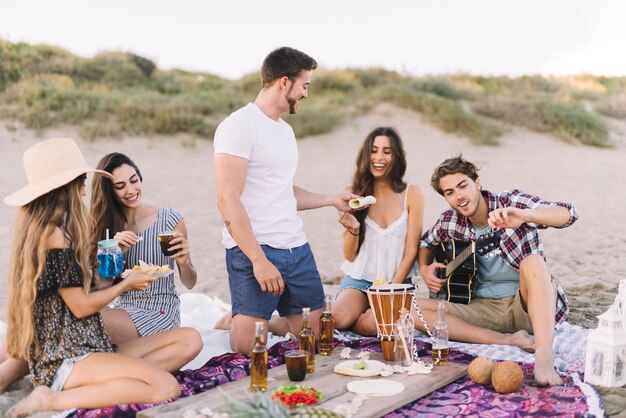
[333,359,386,377]
[121,268,172,279]
[346,379,405,396]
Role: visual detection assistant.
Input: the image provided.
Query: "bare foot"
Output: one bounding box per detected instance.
[7,385,53,417]
[507,330,535,353]
[213,310,232,330]
[534,348,562,386]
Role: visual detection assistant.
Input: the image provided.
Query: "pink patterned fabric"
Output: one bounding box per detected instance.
[72,338,596,418]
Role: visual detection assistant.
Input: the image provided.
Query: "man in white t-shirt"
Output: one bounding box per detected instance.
[214,47,357,353]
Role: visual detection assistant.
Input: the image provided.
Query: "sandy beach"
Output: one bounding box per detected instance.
[1,103,626,415]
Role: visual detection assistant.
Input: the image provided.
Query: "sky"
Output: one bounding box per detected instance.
[1,0,625,80]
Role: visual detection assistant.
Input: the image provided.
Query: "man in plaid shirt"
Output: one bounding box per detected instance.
[417,155,578,386]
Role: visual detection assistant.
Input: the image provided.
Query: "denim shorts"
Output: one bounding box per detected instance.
[338,275,413,294]
[226,243,325,319]
[50,352,91,392]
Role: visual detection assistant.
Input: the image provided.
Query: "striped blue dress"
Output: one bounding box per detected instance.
[114,207,183,336]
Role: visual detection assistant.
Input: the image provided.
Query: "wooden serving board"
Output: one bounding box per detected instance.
[138,350,468,418]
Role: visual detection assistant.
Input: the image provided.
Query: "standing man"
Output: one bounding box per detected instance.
[417,155,578,386]
[214,47,357,354]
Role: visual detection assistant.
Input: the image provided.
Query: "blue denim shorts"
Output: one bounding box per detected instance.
[338,275,413,295]
[226,243,325,319]
[50,352,91,392]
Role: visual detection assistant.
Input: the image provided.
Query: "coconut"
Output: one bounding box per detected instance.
[491,360,524,394]
[467,356,496,385]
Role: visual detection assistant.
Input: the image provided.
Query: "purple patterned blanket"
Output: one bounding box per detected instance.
[72,338,597,418]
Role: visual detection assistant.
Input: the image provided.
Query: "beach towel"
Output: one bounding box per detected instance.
[336,321,590,375]
[70,333,603,418]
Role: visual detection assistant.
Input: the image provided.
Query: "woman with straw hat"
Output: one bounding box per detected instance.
[3,138,202,417]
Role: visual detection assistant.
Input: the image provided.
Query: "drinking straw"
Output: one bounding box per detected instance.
[106,229,109,240]
[397,327,412,365]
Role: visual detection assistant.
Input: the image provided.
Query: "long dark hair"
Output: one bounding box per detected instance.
[89,153,143,259]
[351,127,407,253]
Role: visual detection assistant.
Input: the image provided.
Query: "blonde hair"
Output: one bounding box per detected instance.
[6,176,91,361]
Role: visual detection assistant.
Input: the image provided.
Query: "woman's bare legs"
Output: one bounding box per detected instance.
[0,357,29,394]
[6,328,202,417]
[7,352,180,417]
[332,289,378,336]
[0,307,176,393]
[100,307,140,344]
[117,327,202,372]
[0,341,29,394]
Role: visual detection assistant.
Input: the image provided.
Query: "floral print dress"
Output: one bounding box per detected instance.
[29,248,116,387]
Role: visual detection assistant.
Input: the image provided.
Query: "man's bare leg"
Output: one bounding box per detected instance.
[285,307,323,342]
[414,298,535,351]
[230,314,268,354]
[519,254,561,386]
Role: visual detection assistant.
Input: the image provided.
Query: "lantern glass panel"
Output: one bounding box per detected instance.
[592,350,604,377]
[616,350,625,381]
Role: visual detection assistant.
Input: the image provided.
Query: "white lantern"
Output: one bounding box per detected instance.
[584,280,626,387]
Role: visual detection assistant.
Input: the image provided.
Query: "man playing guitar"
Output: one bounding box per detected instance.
[416,155,578,387]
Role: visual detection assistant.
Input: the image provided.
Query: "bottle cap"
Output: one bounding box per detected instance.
[97,239,119,249]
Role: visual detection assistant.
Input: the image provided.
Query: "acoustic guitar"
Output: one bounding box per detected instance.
[431,231,501,304]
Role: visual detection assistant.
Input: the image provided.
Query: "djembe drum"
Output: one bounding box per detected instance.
[366,283,416,361]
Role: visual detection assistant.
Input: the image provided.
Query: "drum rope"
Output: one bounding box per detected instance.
[410,290,442,365]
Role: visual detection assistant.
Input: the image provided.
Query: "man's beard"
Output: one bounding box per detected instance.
[288,97,298,114]
[285,84,299,114]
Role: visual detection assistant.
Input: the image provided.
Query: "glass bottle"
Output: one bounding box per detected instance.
[394,307,414,367]
[319,295,335,356]
[298,307,315,373]
[96,239,125,279]
[431,300,449,365]
[250,321,268,391]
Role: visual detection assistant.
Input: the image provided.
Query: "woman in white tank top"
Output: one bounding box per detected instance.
[333,127,424,336]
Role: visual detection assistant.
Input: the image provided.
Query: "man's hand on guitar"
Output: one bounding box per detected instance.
[420,262,447,293]
[488,207,529,230]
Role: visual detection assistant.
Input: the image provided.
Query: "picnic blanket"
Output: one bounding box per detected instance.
[1,294,604,417]
[70,330,604,418]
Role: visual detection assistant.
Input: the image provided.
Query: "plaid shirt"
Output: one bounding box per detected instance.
[420,189,579,324]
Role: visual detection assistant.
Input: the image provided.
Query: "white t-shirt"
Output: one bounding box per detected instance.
[214,103,307,249]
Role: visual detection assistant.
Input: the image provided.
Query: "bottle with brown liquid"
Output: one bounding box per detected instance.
[319,295,335,356]
[298,307,315,373]
[250,321,268,391]
[431,300,449,365]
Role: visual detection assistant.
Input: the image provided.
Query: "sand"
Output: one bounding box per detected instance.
[1,103,625,415]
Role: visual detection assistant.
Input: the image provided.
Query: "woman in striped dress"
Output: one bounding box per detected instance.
[90,153,197,343]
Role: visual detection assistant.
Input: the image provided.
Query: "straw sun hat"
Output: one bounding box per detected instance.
[4,138,113,207]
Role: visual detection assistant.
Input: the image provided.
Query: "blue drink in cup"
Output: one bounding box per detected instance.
[97,239,125,279]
